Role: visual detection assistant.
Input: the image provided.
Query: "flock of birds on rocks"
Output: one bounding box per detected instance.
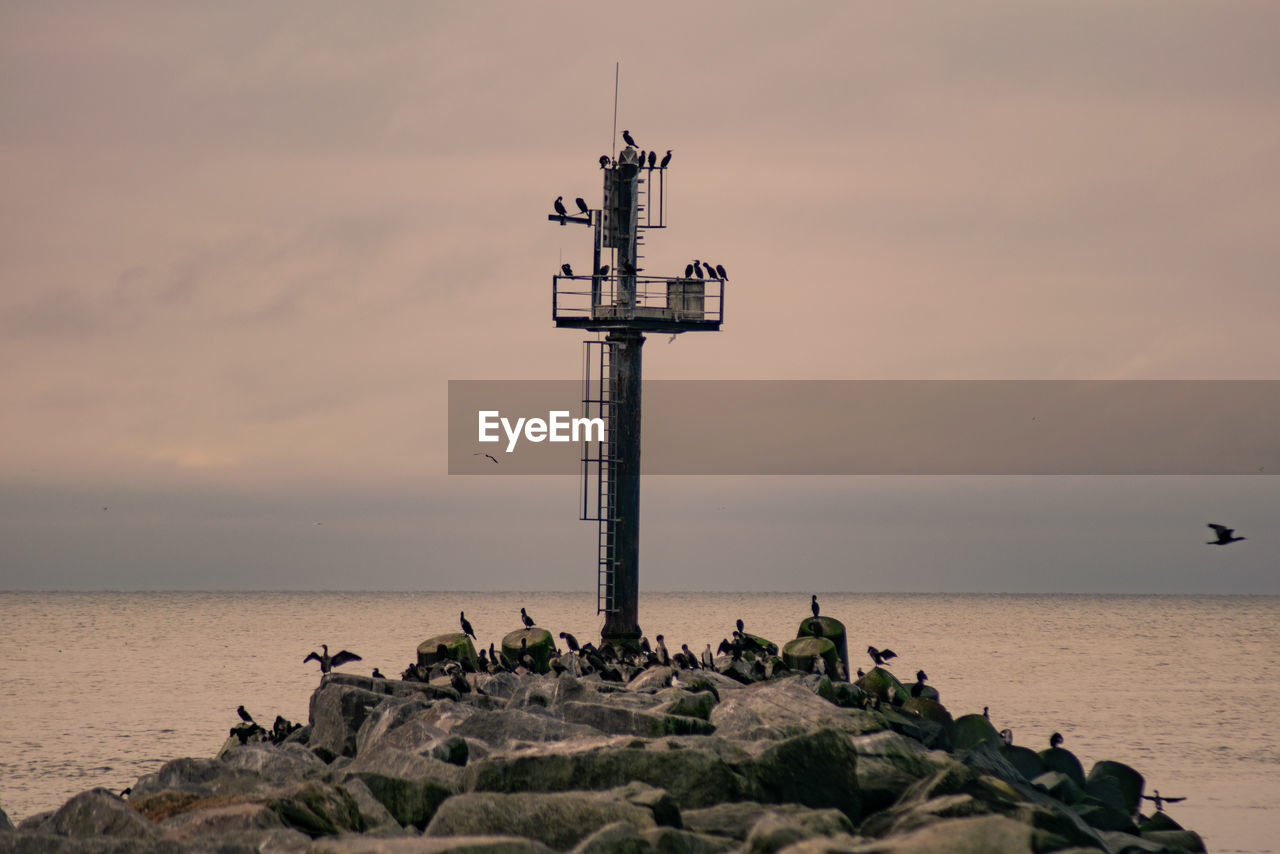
[291,593,1190,812]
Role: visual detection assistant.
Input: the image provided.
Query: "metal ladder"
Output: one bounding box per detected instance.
[581,340,618,614]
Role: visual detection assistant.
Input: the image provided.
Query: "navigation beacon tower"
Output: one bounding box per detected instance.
[548,138,726,644]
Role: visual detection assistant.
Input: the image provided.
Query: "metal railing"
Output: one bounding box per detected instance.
[553,274,724,326]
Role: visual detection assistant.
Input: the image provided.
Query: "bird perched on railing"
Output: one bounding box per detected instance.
[648,151,657,169]
[660,150,672,169]
[560,263,574,277]
[303,644,362,673]
[716,264,728,281]
[553,196,568,224]
[575,197,589,215]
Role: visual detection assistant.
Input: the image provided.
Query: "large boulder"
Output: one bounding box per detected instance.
[748,729,863,822]
[311,835,556,853]
[264,780,366,838]
[453,707,604,748]
[129,756,264,801]
[1085,760,1144,815]
[847,731,954,813]
[310,682,389,758]
[425,788,660,851]
[708,677,883,741]
[997,745,1045,783]
[217,742,328,782]
[156,801,285,841]
[46,788,159,839]
[343,746,462,829]
[948,714,1002,752]
[741,808,854,854]
[861,813,1040,853]
[1037,746,1086,788]
[855,668,910,706]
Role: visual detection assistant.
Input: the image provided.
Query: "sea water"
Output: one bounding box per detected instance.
[0,591,1276,851]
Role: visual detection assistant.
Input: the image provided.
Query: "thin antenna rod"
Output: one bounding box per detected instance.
[611,62,619,155]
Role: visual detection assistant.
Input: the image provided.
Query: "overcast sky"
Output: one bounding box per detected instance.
[2,2,1277,593]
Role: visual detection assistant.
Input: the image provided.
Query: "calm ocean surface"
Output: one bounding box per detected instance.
[0,592,1276,851]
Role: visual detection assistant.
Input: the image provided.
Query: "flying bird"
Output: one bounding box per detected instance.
[561,263,574,277]
[648,150,657,169]
[575,197,589,215]
[1142,790,1186,812]
[660,150,672,168]
[553,196,568,217]
[867,646,897,666]
[303,644,362,674]
[521,607,535,628]
[1206,523,1245,545]
[715,264,728,280]
[460,611,476,640]
[622,129,637,148]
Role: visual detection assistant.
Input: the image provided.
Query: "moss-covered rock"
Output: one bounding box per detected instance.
[783,637,841,679]
[796,617,848,678]
[419,633,479,671]
[1086,760,1144,815]
[502,628,555,674]
[998,744,1046,782]
[900,697,952,728]
[854,667,910,706]
[1038,746,1086,788]
[948,713,1002,752]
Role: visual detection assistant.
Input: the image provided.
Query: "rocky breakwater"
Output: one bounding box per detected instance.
[1,665,1207,853]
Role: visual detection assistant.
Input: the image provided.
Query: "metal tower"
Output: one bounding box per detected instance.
[548,141,725,644]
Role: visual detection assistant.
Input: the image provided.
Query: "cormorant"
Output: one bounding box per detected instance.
[660,150,672,168]
[559,631,580,652]
[637,150,645,168]
[521,607,535,628]
[735,618,745,634]
[1049,732,1064,748]
[478,649,489,671]
[681,643,700,669]
[561,263,574,277]
[704,263,719,280]
[648,150,657,169]
[811,595,820,619]
[597,264,609,277]
[911,670,928,697]
[684,263,694,278]
[622,129,637,148]
[718,638,733,655]
[304,644,362,673]
[600,155,610,169]
[867,646,897,666]
[701,644,714,670]
[856,668,865,678]
[237,705,254,723]
[575,197,589,215]
[1207,523,1245,545]
[372,667,385,679]
[460,611,476,640]
[451,671,470,694]
[554,196,568,216]
[1142,790,1186,812]
[655,634,670,666]
[691,260,704,279]
[639,636,651,653]
[1000,729,1014,745]
[983,706,990,719]
[716,264,728,280]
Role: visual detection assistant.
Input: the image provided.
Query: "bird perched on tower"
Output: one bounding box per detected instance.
[622,129,637,148]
